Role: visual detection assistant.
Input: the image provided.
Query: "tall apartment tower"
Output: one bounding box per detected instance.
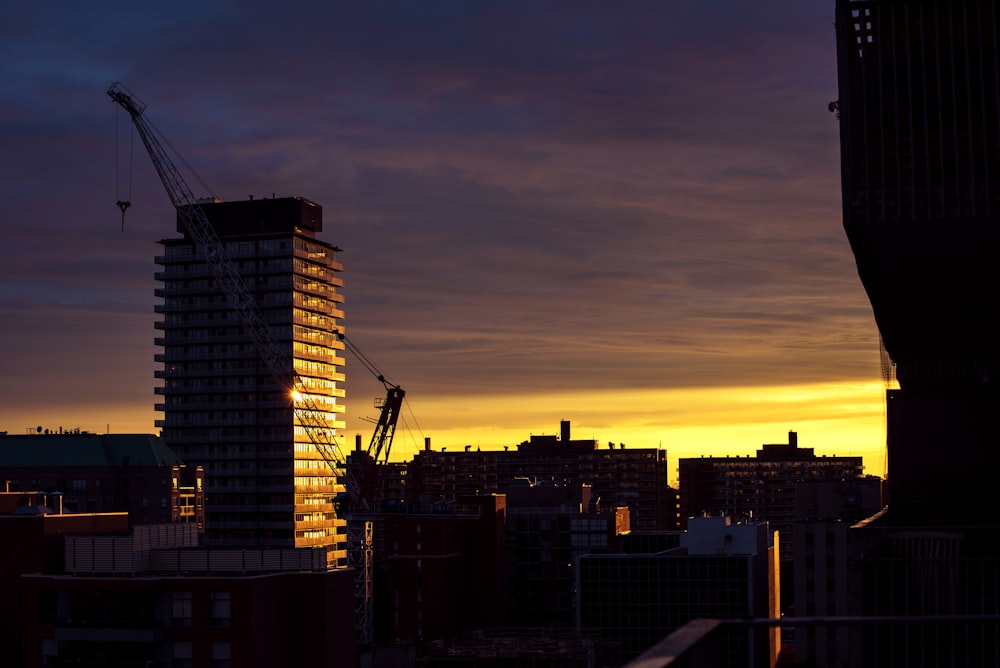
[154,196,347,564]
[837,4,1000,663]
[835,0,1000,516]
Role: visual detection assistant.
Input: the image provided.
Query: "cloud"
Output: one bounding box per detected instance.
[0,2,884,467]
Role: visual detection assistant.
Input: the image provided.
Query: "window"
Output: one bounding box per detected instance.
[172,591,192,627]
[211,641,232,668]
[173,641,193,668]
[210,591,231,627]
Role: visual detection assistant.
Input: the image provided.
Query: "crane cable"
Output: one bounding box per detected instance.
[114,105,133,232]
[113,101,219,232]
[341,333,396,387]
[339,332,426,450]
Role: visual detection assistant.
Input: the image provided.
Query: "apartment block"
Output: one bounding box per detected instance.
[154,196,347,562]
[406,421,674,531]
[677,432,866,557]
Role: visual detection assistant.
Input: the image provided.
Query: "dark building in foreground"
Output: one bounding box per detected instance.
[374,495,507,655]
[505,480,630,628]
[3,514,356,668]
[835,1,1000,664]
[0,510,129,668]
[836,0,1000,515]
[790,478,883,665]
[577,515,779,668]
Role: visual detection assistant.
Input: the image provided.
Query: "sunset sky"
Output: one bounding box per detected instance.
[0,2,889,482]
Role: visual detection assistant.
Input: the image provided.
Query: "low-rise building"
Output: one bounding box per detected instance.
[577,515,779,668]
[2,511,355,668]
[0,431,205,529]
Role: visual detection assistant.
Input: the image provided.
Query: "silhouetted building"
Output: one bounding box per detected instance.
[505,480,629,628]
[789,478,883,666]
[0,431,205,528]
[677,432,865,557]
[835,1,1000,665]
[0,508,129,667]
[836,0,1000,515]
[407,420,674,531]
[11,520,356,668]
[577,515,779,668]
[155,196,347,563]
[376,495,507,653]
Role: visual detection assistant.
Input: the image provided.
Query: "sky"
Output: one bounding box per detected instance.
[0,2,889,482]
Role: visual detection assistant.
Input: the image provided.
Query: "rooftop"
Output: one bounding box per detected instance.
[0,433,181,468]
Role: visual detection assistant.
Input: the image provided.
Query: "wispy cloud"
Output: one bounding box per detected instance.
[0,1,883,472]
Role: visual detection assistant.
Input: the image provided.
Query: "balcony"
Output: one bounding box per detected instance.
[621,615,1000,668]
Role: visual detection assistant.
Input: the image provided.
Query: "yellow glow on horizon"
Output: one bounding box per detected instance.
[386,380,889,483]
[2,382,888,488]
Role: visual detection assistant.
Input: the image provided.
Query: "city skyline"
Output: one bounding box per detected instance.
[0,2,888,479]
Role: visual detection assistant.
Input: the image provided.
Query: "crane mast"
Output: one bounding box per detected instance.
[341,335,405,466]
[370,382,404,463]
[106,82,356,503]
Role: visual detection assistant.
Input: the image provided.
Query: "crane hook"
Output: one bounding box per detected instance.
[116,200,131,232]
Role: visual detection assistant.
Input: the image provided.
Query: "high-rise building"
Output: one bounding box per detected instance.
[836,2,1000,664]
[835,0,1000,514]
[154,196,347,563]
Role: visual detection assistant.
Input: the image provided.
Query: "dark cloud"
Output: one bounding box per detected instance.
[0,1,881,448]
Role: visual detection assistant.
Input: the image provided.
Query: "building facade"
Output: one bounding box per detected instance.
[790,479,882,667]
[375,495,507,650]
[0,432,205,529]
[835,3,1000,665]
[9,520,356,668]
[677,432,865,556]
[406,421,674,531]
[505,481,630,628]
[577,515,779,668]
[836,0,1000,514]
[155,196,347,562]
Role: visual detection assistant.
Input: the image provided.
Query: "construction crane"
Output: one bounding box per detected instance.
[106,82,352,497]
[106,81,381,643]
[338,335,406,653]
[341,335,406,466]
